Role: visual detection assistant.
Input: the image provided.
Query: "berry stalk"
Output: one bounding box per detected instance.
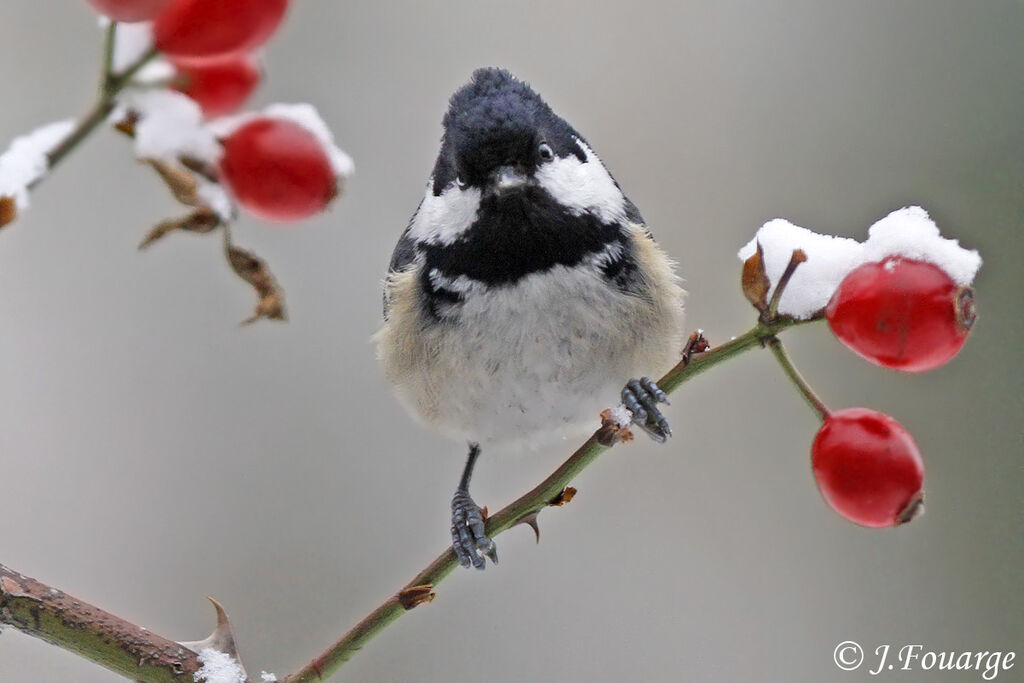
[766,336,831,421]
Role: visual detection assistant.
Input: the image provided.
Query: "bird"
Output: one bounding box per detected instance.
[375,67,686,569]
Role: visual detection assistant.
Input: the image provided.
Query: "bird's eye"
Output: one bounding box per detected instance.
[538,142,554,161]
[455,175,467,188]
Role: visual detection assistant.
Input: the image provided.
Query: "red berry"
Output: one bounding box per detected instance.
[154,0,288,65]
[172,56,261,118]
[826,258,975,372]
[87,0,173,22]
[811,408,925,528]
[219,118,337,222]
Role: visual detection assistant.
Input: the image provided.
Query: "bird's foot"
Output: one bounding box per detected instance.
[622,376,672,442]
[451,489,498,570]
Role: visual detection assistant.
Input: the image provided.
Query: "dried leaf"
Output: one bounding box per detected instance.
[397,584,435,610]
[597,408,634,446]
[0,196,16,228]
[145,158,200,207]
[226,242,287,324]
[741,241,770,313]
[549,487,577,507]
[113,112,138,138]
[139,209,220,249]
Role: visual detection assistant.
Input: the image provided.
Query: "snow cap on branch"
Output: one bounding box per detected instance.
[0,119,75,211]
[738,207,982,319]
[117,89,221,164]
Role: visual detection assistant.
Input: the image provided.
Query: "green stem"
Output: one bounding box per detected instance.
[766,336,830,421]
[41,37,158,177]
[100,21,117,95]
[284,316,815,683]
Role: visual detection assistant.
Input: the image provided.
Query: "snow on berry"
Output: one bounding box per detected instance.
[737,207,981,319]
[0,119,75,216]
[218,117,338,222]
[210,103,354,180]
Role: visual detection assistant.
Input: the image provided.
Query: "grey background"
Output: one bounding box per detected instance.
[0,2,1021,682]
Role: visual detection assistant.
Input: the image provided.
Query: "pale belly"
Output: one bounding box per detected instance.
[378,263,684,445]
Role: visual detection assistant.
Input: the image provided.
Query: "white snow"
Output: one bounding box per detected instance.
[196,178,236,221]
[608,403,633,428]
[117,89,221,164]
[209,103,355,178]
[0,119,75,210]
[737,207,981,319]
[105,19,173,83]
[860,206,981,286]
[260,673,278,682]
[194,648,246,683]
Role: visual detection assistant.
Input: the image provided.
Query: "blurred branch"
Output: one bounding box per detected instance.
[283,316,815,683]
[33,25,157,184]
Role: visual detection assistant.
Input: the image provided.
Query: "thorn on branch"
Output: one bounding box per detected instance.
[397,585,435,610]
[516,512,541,543]
[178,597,241,659]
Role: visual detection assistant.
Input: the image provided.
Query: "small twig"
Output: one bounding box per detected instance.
[100,21,117,95]
[766,337,830,421]
[765,249,807,322]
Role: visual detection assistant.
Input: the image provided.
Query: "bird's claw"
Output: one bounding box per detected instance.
[451,489,498,570]
[622,376,672,442]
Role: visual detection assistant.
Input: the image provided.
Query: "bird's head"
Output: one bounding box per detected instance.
[434,67,587,199]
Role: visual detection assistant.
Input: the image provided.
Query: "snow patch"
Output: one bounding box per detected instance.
[737,207,981,319]
[0,119,75,209]
[194,648,246,683]
[608,403,633,428]
[117,89,221,164]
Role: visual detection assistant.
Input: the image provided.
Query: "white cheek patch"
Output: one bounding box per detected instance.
[408,180,481,245]
[534,138,627,225]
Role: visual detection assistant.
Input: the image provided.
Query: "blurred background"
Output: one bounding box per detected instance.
[0,2,1021,681]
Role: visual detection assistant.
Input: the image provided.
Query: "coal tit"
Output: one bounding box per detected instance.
[376,68,686,569]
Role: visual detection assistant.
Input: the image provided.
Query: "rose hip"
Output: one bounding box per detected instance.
[154,0,288,65]
[827,258,975,372]
[811,408,925,528]
[219,118,337,222]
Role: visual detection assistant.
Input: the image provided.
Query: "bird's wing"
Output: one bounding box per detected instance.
[383,202,422,318]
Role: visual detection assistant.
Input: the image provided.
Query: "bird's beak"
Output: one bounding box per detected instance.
[487,165,530,197]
